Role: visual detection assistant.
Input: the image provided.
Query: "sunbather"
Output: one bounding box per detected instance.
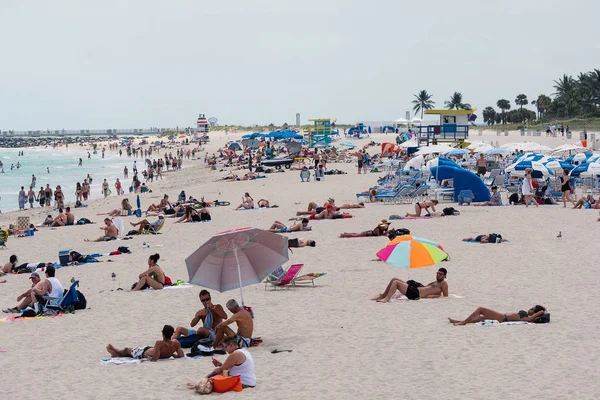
[339,219,390,238]
[146,195,171,213]
[187,336,256,390]
[573,195,596,209]
[98,198,132,217]
[268,219,311,233]
[2,272,43,313]
[257,199,278,208]
[1,254,18,274]
[129,214,165,234]
[173,290,227,340]
[462,233,505,243]
[473,186,502,206]
[373,268,448,303]
[50,208,67,227]
[287,238,316,248]
[175,206,198,223]
[338,202,365,209]
[131,253,165,291]
[448,305,546,326]
[212,299,254,349]
[106,325,184,361]
[405,199,438,217]
[235,192,254,210]
[85,218,119,241]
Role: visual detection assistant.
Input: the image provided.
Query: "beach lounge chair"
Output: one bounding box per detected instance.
[0,229,8,248]
[264,264,303,290]
[374,185,414,204]
[300,169,310,182]
[486,175,505,189]
[142,218,165,234]
[43,280,79,313]
[293,272,326,287]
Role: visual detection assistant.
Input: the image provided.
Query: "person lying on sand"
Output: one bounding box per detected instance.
[85,218,118,241]
[405,199,438,217]
[339,219,390,238]
[287,238,316,248]
[268,219,311,233]
[373,268,448,303]
[296,200,363,215]
[98,198,132,217]
[257,199,278,208]
[187,336,256,391]
[106,325,184,361]
[462,234,505,243]
[212,299,254,349]
[173,290,227,341]
[131,254,165,291]
[473,186,502,206]
[448,305,546,326]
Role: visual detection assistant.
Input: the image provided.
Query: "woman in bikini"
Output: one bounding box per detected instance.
[131,254,165,291]
[559,169,576,208]
[405,199,438,218]
[235,193,254,210]
[98,198,132,217]
[339,219,390,238]
[448,305,546,326]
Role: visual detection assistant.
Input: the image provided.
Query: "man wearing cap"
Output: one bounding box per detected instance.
[373,268,449,303]
[129,214,165,234]
[2,272,43,312]
[87,218,119,241]
[2,266,63,313]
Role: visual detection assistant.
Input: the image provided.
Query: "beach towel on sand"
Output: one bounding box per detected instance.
[476,320,530,326]
[0,313,63,322]
[100,355,201,365]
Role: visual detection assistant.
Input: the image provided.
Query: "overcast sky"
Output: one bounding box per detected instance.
[1,0,599,130]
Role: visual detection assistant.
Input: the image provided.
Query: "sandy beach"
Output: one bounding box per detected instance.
[1,130,599,400]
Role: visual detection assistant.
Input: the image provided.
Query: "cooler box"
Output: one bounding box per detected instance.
[59,249,72,266]
[24,229,34,237]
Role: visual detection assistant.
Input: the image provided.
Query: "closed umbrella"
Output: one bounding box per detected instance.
[186,227,289,305]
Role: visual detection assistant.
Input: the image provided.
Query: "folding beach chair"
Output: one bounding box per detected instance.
[43,280,80,313]
[264,264,303,290]
[292,272,327,287]
[142,218,165,235]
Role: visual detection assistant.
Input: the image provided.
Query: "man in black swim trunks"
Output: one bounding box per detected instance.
[374,268,449,303]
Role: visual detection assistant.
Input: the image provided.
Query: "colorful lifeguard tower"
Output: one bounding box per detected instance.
[419,109,475,145]
[308,118,332,147]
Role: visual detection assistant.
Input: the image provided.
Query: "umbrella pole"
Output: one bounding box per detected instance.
[233,248,245,306]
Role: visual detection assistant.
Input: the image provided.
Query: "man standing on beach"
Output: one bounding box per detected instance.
[27,186,36,209]
[357,151,364,174]
[123,166,128,179]
[476,154,487,177]
[172,290,227,341]
[212,299,254,348]
[44,185,52,208]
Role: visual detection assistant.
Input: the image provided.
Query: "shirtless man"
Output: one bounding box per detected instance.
[212,299,254,348]
[86,218,119,241]
[373,268,449,303]
[106,325,184,361]
[65,207,75,226]
[50,208,67,227]
[2,272,43,313]
[268,219,312,233]
[172,290,227,341]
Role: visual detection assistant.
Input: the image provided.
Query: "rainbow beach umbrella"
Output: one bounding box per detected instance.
[376,235,448,268]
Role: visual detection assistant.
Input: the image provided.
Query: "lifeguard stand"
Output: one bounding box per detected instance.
[308,118,332,147]
[418,109,474,145]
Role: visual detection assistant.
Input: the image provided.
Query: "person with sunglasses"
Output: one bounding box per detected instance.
[172,290,227,341]
[373,268,449,303]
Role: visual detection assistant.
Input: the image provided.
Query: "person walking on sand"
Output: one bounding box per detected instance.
[356,150,364,174]
[476,154,487,177]
[102,179,110,197]
[115,178,123,195]
[373,268,449,303]
[44,184,52,208]
[559,169,576,208]
[18,186,26,210]
[106,325,184,361]
[27,186,36,209]
[522,169,537,208]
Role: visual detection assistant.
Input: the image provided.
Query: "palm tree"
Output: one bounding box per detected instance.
[412,90,435,119]
[444,92,472,110]
[496,99,511,124]
[515,94,528,111]
[533,94,551,120]
[482,107,497,126]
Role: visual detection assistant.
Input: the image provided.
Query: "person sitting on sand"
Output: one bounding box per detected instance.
[50,208,67,227]
[268,219,311,233]
[473,186,502,206]
[99,198,132,217]
[65,207,75,226]
[235,192,254,210]
[573,195,596,209]
[339,219,390,238]
[2,271,44,313]
[173,290,227,341]
[175,206,199,223]
[448,305,546,326]
[86,218,119,241]
[405,199,438,218]
[1,254,18,274]
[129,214,165,234]
[42,215,53,226]
[212,299,254,348]
[106,325,184,361]
[131,253,165,291]
[373,268,448,303]
[187,336,256,391]
[146,195,171,213]
[462,233,505,243]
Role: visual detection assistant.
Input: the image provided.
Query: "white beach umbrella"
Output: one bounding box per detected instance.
[399,139,419,148]
[403,155,424,170]
[581,162,600,177]
[472,144,494,153]
[466,141,488,150]
[415,144,454,155]
[551,143,586,156]
[522,143,552,152]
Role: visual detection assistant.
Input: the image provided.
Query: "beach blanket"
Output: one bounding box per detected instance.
[163,282,192,290]
[389,293,465,301]
[476,320,530,326]
[0,313,63,322]
[100,355,201,365]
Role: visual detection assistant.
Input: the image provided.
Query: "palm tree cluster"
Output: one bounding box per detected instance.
[412,91,474,119]
[482,69,600,125]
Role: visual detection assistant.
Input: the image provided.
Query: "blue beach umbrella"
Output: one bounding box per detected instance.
[570,162,600,177]
[444,148,469,156]
[505,159,552,178]
[484,148,509,155]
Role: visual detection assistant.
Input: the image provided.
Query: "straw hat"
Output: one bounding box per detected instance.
[327,197,335,203]
[379,219,391,227]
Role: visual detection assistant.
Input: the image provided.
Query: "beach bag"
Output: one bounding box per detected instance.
[164,276,172,286]
[488,233,503,243]
[534,313,550,324]
[391,228,410,236]
[117,246,131,254]
[70,251,85,263]
[77,218,92,225]
[211,375,243,393]
[442,207,456,216]
[70,290,87,310]
[508,193,519,205]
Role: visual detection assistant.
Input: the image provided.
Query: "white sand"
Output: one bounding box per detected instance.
[1,130,599,400]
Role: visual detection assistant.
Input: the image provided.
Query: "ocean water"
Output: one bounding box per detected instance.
[0,147,139,212]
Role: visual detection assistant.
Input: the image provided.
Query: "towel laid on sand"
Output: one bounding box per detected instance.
[476,320,530,326]
[0,313,63,322]
[100,355,201,365]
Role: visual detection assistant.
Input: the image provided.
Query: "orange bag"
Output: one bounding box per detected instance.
[211,375,243,393]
